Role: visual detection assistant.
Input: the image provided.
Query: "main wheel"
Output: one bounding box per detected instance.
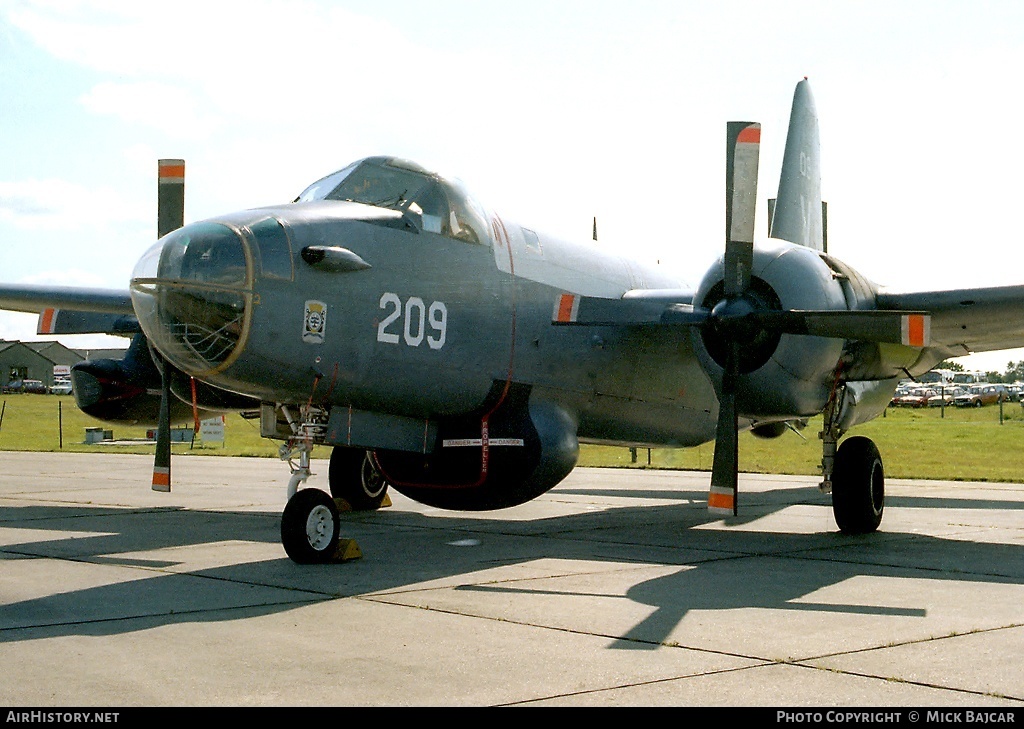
[281,488,340,563]
[831,435,884,534]
[329,447,389,510]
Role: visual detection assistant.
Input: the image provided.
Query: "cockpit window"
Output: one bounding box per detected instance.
[294,162,358,203]
[325,162,428,209]
[157,222,248,286]
[295,157,492,245]
[249,217,293,281]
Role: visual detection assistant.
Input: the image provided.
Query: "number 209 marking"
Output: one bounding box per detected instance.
[377,293,447,350]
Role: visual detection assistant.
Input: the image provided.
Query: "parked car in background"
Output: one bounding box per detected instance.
[927,387,961,407]
[2,379,47,394]
[896,387,936,408]
[954,383,1010,407]
[49,379,73,395]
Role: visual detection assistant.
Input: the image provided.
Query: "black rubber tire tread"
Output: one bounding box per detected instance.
[329,447,389,510]
[832,435,884,534]
[281,488,340,563]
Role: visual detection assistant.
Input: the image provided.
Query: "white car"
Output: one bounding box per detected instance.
[50,379,73,395]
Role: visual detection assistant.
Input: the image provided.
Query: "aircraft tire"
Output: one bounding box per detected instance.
[831,436,884,534]
[281,488,340,564]
[329,447,389,510]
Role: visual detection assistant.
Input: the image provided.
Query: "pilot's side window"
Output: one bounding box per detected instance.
[409,183,448,235]
[250,217,294,281]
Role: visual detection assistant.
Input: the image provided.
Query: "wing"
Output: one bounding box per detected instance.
[0,283,136,335]
[551,288,694,325]
[877,284,1024,359]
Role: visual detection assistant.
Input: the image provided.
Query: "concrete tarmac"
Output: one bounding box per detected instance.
[0,451,1021,708]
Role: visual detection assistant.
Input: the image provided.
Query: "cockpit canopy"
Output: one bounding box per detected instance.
[295,156,492,245]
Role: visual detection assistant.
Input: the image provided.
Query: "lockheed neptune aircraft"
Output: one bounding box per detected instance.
[3,80,1024,563]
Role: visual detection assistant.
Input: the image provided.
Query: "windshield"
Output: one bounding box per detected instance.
[295,157,492,245]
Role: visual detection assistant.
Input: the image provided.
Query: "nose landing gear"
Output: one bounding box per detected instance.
[276,405,369,564]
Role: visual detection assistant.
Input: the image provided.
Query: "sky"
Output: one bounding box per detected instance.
[2,0,1024,372]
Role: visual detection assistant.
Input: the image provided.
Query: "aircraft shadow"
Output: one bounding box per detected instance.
[0,484,1020,650]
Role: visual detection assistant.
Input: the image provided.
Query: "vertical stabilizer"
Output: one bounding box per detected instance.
[769,79,823,250]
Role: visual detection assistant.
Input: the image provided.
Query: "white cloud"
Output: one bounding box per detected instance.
[80,81,220,139]
[0,178,146,230]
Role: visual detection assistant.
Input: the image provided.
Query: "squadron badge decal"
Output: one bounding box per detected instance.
[302,300,327,344]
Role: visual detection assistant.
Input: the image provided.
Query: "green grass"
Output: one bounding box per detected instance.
[580,402,1024,483]
[0,394,292,458]
[2,394,1023,482]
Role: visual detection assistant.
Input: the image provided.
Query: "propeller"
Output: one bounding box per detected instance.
[696,117,929,517]
[151,159,185,492]
[706,122,761,515]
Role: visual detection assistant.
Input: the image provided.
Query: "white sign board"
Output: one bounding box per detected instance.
[199,416,225,442]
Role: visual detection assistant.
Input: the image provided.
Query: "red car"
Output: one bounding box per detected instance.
[895,387,935,408]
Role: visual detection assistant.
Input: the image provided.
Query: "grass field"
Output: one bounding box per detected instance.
[2,393,1023,482]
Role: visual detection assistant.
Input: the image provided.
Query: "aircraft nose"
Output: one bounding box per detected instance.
[129,221,253,376]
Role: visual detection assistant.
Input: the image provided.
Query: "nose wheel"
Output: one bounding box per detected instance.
[281,488,341,563]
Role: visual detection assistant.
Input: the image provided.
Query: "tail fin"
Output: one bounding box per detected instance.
[768,79,824,251]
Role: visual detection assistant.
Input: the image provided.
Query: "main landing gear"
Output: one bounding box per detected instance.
[328,446,390,511]
[831,436,885,534]
[819,388,884,535]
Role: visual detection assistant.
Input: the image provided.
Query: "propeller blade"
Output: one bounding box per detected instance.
[724,122,760,296]
[663,306,931,349]
[152,359,171,492]
[158,159,185,238]
[758,310,931,347]
[708,342,740,515]
[151,158,183,491]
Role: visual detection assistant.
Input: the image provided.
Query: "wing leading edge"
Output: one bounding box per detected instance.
[0,284,135,336]
[555,282,1024,376]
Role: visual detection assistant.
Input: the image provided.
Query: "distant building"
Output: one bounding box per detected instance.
[0,340,127,389]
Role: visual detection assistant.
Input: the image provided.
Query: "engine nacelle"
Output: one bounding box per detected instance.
[374,391,579,510]
[71,334,179,425]
[694,240,851,418]
[72,333,258,426]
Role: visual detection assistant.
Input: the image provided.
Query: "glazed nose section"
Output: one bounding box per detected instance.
[130,222,252,376]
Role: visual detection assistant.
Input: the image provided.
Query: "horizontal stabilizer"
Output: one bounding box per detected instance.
[37,308,140,336]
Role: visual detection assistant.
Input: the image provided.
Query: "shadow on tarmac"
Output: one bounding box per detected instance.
[1,479,1021,650]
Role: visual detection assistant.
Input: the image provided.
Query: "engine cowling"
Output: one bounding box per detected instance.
[693,240,849,418]
[72,333,259,426]
[374,389,579,510]
[71,334,178,425]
